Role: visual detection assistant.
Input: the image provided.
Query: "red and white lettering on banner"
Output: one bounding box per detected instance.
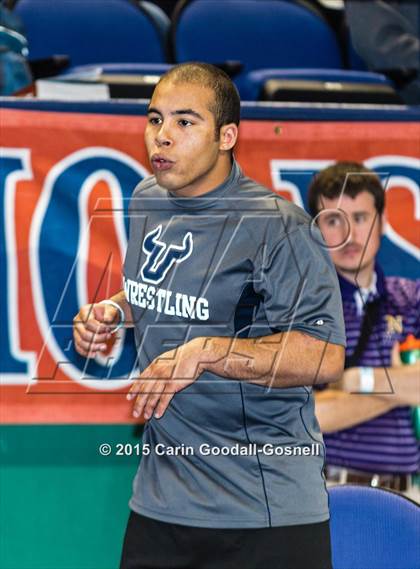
[1,110,418,423]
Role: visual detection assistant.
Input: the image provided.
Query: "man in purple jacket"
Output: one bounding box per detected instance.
[309,161,419,490]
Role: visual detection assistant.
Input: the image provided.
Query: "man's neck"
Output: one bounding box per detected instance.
[337,262,375,289]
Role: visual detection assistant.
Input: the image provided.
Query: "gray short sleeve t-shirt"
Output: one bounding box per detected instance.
[123,160,346,528]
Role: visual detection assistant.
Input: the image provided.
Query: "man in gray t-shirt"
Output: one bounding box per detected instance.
[73,63,345,569]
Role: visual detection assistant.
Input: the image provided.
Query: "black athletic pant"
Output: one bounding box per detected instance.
[119,511,333,569]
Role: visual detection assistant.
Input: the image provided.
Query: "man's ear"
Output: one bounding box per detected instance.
[219,123,238,151]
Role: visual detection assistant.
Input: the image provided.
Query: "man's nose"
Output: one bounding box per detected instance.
[155,123,172,147]
[346,218,358,244]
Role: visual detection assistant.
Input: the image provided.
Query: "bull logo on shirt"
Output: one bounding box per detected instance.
[141,225,193,285]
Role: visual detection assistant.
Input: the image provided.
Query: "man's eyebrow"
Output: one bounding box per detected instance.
[172,109,205,121]
[147,107,161,115]
[147,107,205,121]
[323,211,341,217]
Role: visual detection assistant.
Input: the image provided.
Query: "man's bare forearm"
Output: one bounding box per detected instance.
[374,364,420,405]
[200,331,344,388]
[315,390,396,433]
[336,364,420,406]
[109,290,134,328]
[315,364,420,433]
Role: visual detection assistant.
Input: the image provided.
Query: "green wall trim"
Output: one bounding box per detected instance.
[1,425,143,569]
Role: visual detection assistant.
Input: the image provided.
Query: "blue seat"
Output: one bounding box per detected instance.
[173,0,343,73]
[172,0,394,101]
[14,0,169,66]
[139,1,171,48]
[328,485,420,569]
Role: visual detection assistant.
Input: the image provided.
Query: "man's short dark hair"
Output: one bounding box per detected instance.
[158,62,241,137]
[307,161,385,217]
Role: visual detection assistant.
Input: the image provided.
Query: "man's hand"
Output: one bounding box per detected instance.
[127,337,209,420]
[391,342,402,368]
[73,302,120,357]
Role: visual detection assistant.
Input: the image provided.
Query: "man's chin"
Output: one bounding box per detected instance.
[154,171,176,190]
[334,258,363,274]
[159,182,183,193]
[335,258,374,277]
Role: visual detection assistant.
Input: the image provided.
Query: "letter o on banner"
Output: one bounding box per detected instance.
[31,148,148,386]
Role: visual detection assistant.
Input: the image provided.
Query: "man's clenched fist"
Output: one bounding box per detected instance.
[73,302,121,357]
